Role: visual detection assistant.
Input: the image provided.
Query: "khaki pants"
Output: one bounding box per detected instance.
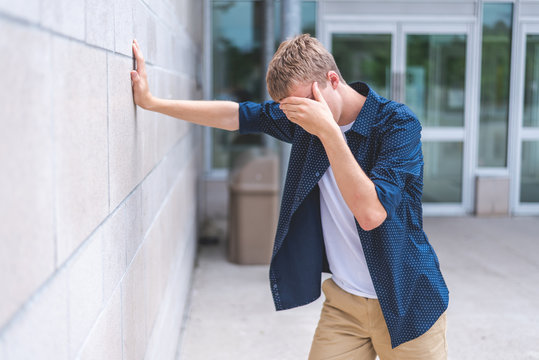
[308,278,447,360]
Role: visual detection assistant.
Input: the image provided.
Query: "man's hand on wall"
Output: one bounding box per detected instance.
[131,39,154,110]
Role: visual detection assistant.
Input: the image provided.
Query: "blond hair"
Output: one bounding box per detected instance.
[266,33,344,101]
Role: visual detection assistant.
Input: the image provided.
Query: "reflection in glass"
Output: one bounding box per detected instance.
[478,3,513,167]
[521,142,539,203]
[422,141,463,203]
[524,35,539,128]
[332,34,392,98]
[211,1,317,169]
[406,35,466,127]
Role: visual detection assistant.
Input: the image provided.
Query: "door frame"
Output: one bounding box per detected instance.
[320,18,477,216]
[511,21,539,214]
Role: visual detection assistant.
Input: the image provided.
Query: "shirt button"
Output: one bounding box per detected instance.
[315,171,320,177]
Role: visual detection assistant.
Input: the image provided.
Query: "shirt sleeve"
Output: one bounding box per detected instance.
[238,101,297,144]
[369,108,423,221]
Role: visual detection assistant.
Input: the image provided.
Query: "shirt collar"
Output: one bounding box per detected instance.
[347,81,381,137]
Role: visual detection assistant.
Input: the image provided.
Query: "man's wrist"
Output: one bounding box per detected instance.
[319,122,341,144]
[144,95,157,111]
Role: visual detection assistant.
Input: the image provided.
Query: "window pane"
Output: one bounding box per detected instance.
[422,141,463,203]
[478,3,513,167]
[211,1,264,169]
[524,35,539,128]
[211,0,317,170]
[521,141,539,203]
[406,34,466,127]
[332,34,392,98]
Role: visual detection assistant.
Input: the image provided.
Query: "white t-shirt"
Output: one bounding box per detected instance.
[318,121,377,299]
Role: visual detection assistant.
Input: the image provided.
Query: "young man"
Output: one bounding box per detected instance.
[131,34,449,359]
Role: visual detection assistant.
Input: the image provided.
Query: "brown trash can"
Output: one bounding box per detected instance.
[227,150,279,265]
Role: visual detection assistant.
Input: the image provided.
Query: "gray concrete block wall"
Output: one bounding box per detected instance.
[0,0,203,359]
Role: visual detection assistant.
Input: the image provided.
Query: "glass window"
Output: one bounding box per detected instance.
[478,3,513,167]
[211,1,265,169]
[524,35,539,128]
[211,1,317,170]
[422,141,463,203]
[520,141,539,203]
[332,34,392,98]
[406,34,466,127]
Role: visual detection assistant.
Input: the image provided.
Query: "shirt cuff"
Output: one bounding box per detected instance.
[238,101,262,135]
[372,179,402,221]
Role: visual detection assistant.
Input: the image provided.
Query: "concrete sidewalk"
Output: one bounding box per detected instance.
[178,217,539,360]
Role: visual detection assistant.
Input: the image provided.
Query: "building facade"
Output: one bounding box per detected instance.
[202,0,539,218]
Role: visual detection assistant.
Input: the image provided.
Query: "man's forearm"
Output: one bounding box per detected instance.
[147,97,239,131]
[320,129,387,231]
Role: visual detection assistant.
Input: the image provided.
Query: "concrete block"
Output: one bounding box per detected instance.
[77,285,122,360]
[68,230,104,358]
[155,21,172,69]
[41,0,85,40]
[108,53,142,211]
[86,0,115,50]
[143,224,164,340]
[141,156,168,236]
[0,0,40,22]
[113,0,134,57]
[0,337,5,359]
[0,22,55,327]
[52,36,109,265]
[145,0,177,33]
[133,0,157,64]
[2,269,69,360]
[172,0,190,38]
[102,185,143,301]
[145,225,196,360]
[156,154,197,278]
[475,176,510,216]
[140,104,159,180]
[174,30,194,75]
[122,248,147,360]
[141,130,193,237]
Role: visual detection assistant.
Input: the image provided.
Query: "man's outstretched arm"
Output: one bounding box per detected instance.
[130,39,239,131]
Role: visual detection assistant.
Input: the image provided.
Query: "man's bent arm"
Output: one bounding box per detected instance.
[279,82,387,231]
[320,129,387,231]
[130,39,239,131]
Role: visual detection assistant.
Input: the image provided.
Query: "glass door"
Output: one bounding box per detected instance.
[332,33,393,99]
[402,24,473,214]
[324,22,398,99]
[513,23,539,214]
[325,21,473,214]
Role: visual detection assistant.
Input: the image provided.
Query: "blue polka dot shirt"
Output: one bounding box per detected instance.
[238,82,449,348]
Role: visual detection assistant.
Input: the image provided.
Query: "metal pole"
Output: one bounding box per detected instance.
[281,0,301,41]
[263,0,275,101]
[262,0,280,154]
